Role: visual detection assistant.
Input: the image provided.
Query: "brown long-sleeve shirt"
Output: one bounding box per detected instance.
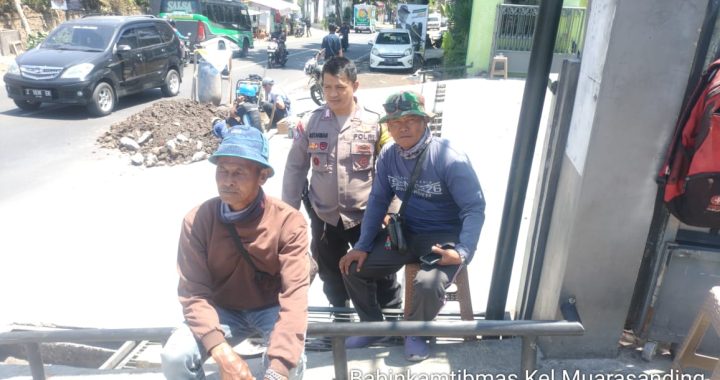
[177,195,310,376]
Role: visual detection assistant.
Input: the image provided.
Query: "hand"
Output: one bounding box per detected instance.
[431,244,463,266]
[211,342,255,380]
[382,214,392,228]
[339,249,368,275]
[275,98,285,109]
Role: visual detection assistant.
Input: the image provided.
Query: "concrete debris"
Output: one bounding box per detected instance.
[97,99,227,168]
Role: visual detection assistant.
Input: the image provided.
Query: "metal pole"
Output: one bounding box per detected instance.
[518,59,582,320]
[521,336,537,378]
[486,0,565,321]
[24,343,45,380]
[331,337,347,380]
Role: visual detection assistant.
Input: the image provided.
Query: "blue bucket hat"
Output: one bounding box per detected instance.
[209,125,274,177]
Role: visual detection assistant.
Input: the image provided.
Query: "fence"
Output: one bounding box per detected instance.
[493,4,586,54]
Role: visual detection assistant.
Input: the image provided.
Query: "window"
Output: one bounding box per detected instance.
[137,26,163,47]
[378,32,410,45]
[117,28,138,49]
[156,22,175,43]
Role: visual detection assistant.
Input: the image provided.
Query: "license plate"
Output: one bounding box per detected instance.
[24,88,52,98]
[385,58,397,63]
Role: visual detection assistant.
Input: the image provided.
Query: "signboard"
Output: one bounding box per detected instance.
[50,0,68,10]
[396,4,427,54]
[50,0,83,11]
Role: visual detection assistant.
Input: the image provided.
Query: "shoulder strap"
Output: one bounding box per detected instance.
[398,145,430,216]
[223,222,260,272]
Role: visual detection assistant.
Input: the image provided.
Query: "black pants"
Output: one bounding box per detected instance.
[261,102,288,129]
[308,207,400,309]
[343,231,462,322]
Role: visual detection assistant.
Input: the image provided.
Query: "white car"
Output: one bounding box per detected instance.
[368,29,414,71]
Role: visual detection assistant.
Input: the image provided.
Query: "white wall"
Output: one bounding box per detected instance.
[533,0,707,357]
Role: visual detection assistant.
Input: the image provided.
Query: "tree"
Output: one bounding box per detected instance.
[13,0,32,36]
[441,0,472,77]
[334,0,342,24]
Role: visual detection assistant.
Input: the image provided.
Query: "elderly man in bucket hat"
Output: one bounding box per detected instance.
[161,125,310,380]
[339,90,486,362]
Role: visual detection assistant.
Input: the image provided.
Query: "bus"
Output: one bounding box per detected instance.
[158,0,254,57]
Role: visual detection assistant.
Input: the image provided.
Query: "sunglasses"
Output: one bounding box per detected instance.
[383,98,418,114]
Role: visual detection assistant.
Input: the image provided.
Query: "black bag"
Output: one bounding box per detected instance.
[386,146,429,253]
[386,213,408,252]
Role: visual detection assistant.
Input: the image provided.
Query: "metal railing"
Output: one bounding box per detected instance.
[493,4,586,54]
[0,317,583,380]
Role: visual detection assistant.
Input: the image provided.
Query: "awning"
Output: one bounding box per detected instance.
[247,9,265,16]
[249,0,300,16]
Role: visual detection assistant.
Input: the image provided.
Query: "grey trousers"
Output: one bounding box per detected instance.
[342,231,463,322]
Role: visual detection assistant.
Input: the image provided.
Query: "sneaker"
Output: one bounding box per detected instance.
[404,336,430,362]
[345,336,385,349]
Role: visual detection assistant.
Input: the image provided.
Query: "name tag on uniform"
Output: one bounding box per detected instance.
[351,142,373,155]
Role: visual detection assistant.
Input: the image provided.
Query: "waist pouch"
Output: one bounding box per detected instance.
[386,213,408,253]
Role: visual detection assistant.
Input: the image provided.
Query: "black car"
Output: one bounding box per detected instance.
[4,15,184,116]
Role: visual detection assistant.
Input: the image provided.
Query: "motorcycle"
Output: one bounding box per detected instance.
[304,49,324,106]
[294,22,305,38]
[266,36,288,68]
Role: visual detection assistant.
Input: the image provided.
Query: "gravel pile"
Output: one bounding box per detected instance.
[97,99,231,167]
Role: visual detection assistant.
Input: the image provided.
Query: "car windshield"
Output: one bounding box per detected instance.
[41,24,115,52]
[376,32,410,45]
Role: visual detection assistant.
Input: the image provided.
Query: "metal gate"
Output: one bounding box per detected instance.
[491,4,586,75]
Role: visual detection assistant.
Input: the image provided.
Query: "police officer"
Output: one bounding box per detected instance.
[282,57,399,311]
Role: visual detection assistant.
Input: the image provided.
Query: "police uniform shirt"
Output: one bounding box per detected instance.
[282,103,388,229]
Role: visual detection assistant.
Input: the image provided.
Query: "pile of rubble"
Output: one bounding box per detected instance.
[97,99,230,167]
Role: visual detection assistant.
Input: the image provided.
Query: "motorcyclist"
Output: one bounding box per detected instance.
[212,83,263,137]
[167,19,190,64]
[270,27,288,63]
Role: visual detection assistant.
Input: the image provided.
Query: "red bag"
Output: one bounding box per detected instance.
[659,59,720,227]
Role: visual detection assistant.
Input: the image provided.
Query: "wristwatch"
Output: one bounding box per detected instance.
[265,368,288,380]
[459,254,467,266]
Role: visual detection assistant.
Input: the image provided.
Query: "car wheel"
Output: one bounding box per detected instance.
[13,99,41,111]
[87,82,115,117]
[241,39,249,58]
[161,68,181,97]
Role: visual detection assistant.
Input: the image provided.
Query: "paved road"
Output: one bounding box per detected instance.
[0,29,381,201]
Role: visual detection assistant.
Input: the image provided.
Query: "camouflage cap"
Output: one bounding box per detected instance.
[379,91,434,123]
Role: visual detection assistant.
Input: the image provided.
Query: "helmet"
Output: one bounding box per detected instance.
[237,83,258,97]
[262,77,275,86]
